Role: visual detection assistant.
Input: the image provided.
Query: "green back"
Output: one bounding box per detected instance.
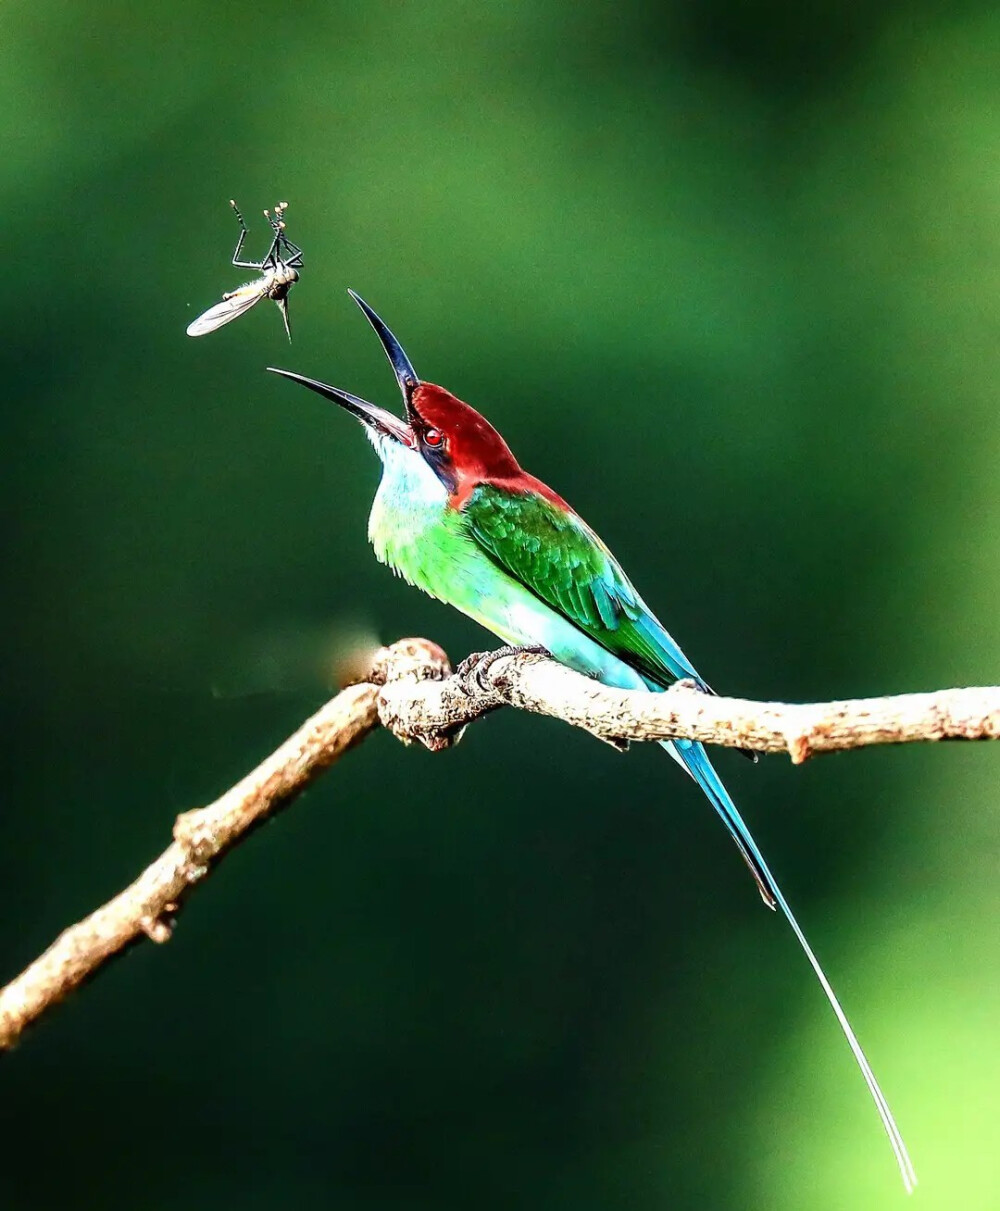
[462,483,708,690]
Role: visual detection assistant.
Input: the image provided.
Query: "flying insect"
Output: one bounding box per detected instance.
[186,200,303,340]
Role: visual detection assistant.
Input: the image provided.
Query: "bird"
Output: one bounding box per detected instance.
[269,290,916,1191]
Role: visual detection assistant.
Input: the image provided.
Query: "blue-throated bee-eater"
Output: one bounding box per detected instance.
[269,292,916,1191]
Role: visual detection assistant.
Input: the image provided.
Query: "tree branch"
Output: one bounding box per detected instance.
[3,635,998,1050]
[379,648,1000,762]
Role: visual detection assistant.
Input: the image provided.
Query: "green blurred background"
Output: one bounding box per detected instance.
[1,2,998,1207]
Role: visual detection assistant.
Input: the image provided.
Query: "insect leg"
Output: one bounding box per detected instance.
[271,205,303,268]
[258,207,284,270]
[230,199,263,269]
[278,234,304,268]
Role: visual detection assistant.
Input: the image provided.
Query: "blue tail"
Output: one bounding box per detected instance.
[667,737,917,1193]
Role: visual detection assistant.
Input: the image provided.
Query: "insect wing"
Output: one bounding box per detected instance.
[186,282,267,336]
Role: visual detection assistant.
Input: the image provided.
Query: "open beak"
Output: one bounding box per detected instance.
[266,368,414,446]
[268,292,420,442]
[348,290,420,420]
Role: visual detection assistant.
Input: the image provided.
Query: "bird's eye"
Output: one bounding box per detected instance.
[424,428,444,448]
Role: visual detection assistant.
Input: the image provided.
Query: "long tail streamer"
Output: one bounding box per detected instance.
[668,738,917,1193]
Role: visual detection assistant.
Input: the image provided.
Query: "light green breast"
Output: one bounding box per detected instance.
[366,440,478,603]
[363,439,647,690]
[365,439,548,643]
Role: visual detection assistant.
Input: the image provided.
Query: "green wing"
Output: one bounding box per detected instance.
[462,483,707,690]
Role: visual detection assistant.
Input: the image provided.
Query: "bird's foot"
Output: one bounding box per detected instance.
[457,644,550,693]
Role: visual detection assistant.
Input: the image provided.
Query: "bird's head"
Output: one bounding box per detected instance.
[269,291,522,496]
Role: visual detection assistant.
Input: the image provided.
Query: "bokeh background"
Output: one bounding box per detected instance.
[2,2,998,1207]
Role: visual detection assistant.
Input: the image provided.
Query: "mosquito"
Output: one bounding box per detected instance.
[186,200,303,340]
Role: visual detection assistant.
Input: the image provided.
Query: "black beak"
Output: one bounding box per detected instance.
[266,368,414,446]
[348,290,419,419]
